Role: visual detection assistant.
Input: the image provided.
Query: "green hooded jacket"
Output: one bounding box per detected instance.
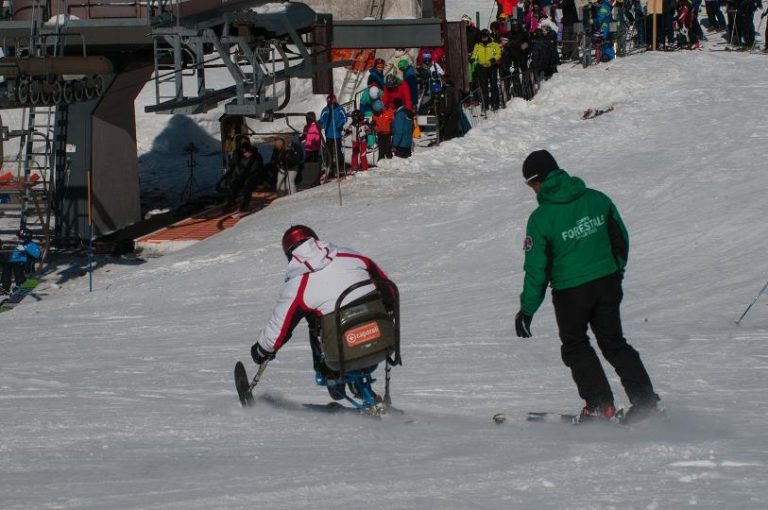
[519,169,629,316]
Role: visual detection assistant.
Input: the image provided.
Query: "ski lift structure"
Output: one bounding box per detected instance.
[0,0,442,244]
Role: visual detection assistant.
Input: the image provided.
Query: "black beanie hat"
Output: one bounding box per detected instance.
[522,150,559,183]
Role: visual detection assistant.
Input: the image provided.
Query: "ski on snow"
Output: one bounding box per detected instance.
[0,278,40,313]
[493,412,578,425]
[493,411,629,426]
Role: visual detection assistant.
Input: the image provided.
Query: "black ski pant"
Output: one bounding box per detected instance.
[325,138,344,178]
[377,133,392,160]
[474,65,499,110]
[551,273,658,409]
[1,260,27,292]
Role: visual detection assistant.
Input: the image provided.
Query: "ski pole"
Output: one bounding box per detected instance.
[735,279,768,325]
[248,359,269,394]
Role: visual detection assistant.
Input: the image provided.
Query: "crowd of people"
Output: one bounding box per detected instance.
[214,0,765,210]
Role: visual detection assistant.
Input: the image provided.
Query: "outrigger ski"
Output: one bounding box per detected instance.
[234,361,254,407]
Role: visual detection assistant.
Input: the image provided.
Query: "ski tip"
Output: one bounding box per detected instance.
[492,413,507,424]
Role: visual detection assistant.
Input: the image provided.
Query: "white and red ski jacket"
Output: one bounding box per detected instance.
[255,239,391,354]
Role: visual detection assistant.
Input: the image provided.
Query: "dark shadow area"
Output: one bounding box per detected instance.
[138,115,224,214]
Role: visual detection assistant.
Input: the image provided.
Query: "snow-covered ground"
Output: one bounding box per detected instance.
[3,10,768,510]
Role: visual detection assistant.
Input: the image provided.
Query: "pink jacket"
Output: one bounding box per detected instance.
[303,122,321,152]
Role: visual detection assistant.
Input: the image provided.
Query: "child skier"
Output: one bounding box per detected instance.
[1,228,40,294]
[344,110,372,172]
[371,100,394,160]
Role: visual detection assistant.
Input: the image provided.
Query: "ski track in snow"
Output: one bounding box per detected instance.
[3,13,768,510]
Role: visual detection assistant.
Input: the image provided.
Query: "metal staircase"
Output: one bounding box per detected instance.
[337,0,387,105]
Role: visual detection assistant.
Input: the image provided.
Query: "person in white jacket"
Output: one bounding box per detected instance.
[251,225,396,401]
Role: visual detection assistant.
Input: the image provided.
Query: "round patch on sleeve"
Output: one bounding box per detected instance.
[523,235,533,252]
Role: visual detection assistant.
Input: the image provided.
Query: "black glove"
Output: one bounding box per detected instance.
[490,58,497,66]
[251,343,276,365]
[515,311,533,338]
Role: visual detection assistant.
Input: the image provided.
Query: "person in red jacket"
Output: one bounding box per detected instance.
[496,0,518,18]
[381,74,413,112]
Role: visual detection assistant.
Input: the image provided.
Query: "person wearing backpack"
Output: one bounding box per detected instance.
[250,225,399,407]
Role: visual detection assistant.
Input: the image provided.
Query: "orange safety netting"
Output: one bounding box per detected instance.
[331,49,376,72]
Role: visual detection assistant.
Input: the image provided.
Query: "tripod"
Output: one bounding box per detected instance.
[180,142,200,203]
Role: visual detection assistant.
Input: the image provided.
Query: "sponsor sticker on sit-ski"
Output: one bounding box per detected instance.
[344,322,381,347]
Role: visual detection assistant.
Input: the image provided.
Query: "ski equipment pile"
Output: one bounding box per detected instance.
[582,106,614,120]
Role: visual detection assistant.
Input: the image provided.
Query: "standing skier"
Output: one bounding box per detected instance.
[514,150,661,424]
[250,225,399,406]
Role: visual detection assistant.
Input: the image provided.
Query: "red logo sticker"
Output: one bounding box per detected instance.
[344,322,382,347]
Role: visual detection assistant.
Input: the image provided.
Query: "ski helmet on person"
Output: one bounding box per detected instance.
[397,59,410,70]
[369,85,381,100]
[372,99,384,113]
[374,57,385,67]
[16,227,33,242]
[480,29,491,39]
[461,13,472,23]
[422,52,433,64]
[282,225,318,259]
[326,94,337,104]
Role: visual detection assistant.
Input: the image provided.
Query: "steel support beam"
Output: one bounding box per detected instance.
[331,18,442,49]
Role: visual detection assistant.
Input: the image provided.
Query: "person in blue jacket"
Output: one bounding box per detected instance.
[399,59,420,111]
[318,94,348,178]
[391,99,413,158]
[594,0,614,39]
[367,58,386,89]
[1,227,40,294]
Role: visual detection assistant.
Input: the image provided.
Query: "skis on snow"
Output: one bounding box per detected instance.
[493,411,631,426]
[493,412,578,425]
[582,106,614,120]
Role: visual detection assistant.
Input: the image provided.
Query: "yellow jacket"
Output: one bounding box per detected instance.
[471,41,502,67]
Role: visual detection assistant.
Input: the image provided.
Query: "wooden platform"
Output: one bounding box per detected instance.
[135,191,278,253]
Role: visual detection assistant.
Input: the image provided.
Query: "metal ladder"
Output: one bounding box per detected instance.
[337,0,387,105]
[3,0,58,257]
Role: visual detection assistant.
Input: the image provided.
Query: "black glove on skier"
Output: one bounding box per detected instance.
[515,311,533,338]
[251,342,275,365]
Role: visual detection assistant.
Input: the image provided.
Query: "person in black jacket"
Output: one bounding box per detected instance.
[221,140,264,212]
[561,0,580,61]
[504,20,532,98]
[529,29,558,82]
[271,136,302,196]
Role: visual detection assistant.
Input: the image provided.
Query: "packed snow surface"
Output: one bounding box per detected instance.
[3,36,768,510]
